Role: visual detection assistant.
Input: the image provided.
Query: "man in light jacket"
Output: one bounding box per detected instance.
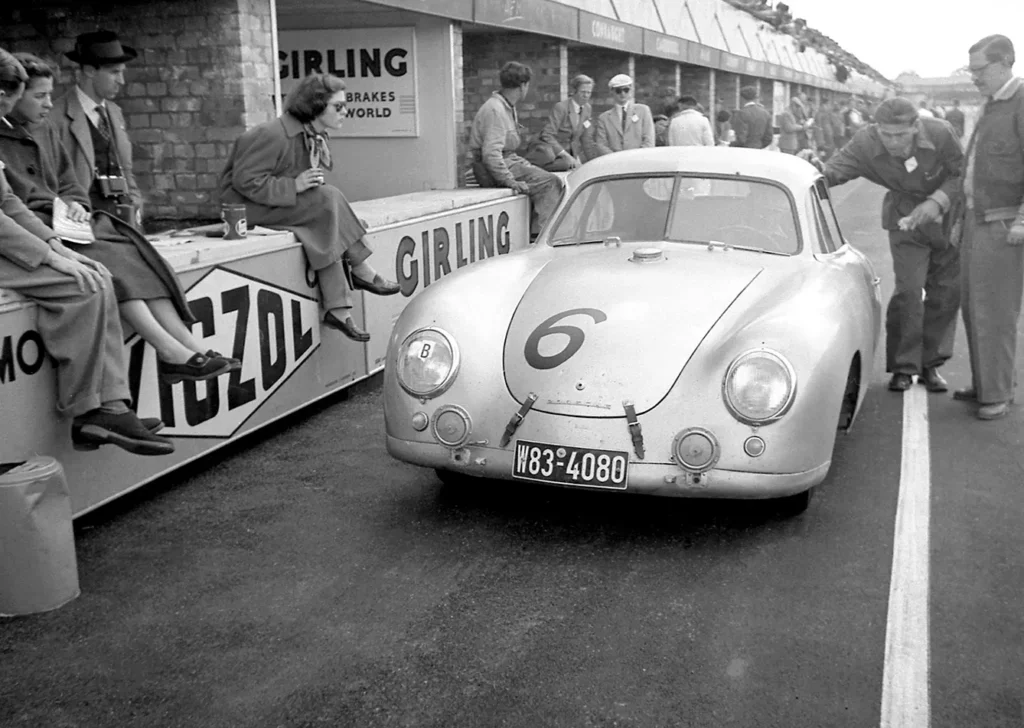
[667,95,714,147]
[536,74,594,171]
[592,74,655,156]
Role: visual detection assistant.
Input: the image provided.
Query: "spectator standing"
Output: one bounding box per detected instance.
[667,95,714,147]
[954,34,1024,420]
[820,97,964,393]
[0,48,172,456]
[945,99,966,138]
[778,96,808,154]
[730,85,773,149]
[467,61,563,237]
[918,100,935,118]
[815,99,836,159]
[592,74,655,156]
[535,73,594,171]
[830,101,847,151]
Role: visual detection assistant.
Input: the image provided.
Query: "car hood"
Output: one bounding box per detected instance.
[503,246,764,417]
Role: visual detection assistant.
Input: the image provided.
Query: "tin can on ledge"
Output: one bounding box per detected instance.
[221,203,248,240]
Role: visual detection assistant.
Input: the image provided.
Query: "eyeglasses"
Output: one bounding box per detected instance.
[332,102,347,112]
[613,87,632,94]
[969,61,995,77]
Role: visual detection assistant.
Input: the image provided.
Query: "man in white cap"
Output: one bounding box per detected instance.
[592,74,655,157]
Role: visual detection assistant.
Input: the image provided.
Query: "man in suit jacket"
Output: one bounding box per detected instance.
[49,30,143,227]
[536,74,594,171]
[730,86,773,149]
[592,74,655,157]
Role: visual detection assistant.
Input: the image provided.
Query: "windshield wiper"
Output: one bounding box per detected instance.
[706,241,789,256]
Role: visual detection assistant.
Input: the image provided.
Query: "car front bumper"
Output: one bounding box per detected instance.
[387,435,830,499]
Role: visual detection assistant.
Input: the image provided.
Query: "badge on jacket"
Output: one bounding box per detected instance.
[904,157,918,173]
[632,115,639,123]
[583,120,591,128]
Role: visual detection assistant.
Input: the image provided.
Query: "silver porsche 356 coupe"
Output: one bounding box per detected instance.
[384,148,882,514]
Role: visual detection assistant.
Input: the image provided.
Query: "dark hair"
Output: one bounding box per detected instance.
[678,95,698,108]
[739,85,758,101]
[0,48,28,95]
[716,109,731,123]
[284,73,347,123]
[499,61,532,89]
[12,52,55,85]
[970,34,1015,67]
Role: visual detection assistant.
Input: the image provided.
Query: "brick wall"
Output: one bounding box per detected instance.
[461,31,561,166]
[569,46,630,121]
[634,57,678,117]
[0,0,275,228]
[678,63,712,110]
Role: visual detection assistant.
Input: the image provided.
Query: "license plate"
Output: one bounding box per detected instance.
[512,439,629,489]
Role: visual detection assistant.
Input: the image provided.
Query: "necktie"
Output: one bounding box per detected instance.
[622,106,627,133]
[303,124,333,170]
[95,107,111,141]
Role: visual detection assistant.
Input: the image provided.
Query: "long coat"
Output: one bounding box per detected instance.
[0,115,193,322]
[592,102,655,156]
[539,98,593,162]
[730,102,773,149]
[49,90,143,214]
[219,112,368,271]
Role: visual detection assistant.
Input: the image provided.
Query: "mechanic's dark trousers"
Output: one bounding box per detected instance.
[960,215,1023,405]
[886,225,961,375]
[475,154,562,237]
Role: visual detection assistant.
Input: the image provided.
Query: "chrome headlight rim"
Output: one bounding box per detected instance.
[722,348,797,425]
[396,326,460,399]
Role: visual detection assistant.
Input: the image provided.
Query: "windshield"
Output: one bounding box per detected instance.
[549,174,801,254]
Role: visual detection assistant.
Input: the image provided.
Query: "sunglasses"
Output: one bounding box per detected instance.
[613,87,632,94]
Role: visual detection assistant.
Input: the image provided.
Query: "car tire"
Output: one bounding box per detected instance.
[774,487,813,516]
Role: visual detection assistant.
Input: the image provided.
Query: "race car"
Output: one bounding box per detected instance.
[383,148,882,513]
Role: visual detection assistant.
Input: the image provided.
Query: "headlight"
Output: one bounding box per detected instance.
[723,349,796,424]
[396,327,459,398]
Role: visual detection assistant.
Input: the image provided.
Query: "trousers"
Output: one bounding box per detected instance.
[885,225,961,374]
[473,154,563,235]
[961,215,1023,404]
[0,259,129,418]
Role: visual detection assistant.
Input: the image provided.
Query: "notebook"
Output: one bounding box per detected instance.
[52,197,95,244]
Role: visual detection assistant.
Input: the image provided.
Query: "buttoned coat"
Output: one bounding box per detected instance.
[49,90,143,213]
[219,112,368,271]
[539,99,593,162]
[592,102,655,157]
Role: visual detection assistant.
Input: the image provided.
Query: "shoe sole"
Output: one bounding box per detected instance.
[159,360,234,385]
[351,280,401,296]
[977,408,1011,421]
[954,393,1015,403]
[73,420,165,451]
[72,424,174,456]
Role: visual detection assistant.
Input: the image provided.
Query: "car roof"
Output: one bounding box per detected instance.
[568,147,822,192]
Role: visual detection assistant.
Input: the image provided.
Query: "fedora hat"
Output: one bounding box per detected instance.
[66,30,137,65]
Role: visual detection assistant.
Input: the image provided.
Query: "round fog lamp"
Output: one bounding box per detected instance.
[432,405,471,448]
[411,412,429,431]
[743,436,766,457]
[672,428,720,472]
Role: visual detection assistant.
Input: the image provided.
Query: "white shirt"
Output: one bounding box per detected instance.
[917,108,934,118]
[75,85,106,129]
[667,108,714,147]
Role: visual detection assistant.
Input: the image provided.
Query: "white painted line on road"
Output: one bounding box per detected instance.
[880,385,931,728]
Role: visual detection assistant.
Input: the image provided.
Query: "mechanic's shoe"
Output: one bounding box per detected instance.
[920,367,948,393]
[206,350,242,372]
[71,411,175,456]
[351,273,400,296]
[323,311,370,342]
[888,373,913,391]
[977,402,1011,420]
[158,353,233,384]
[953,387,977,401]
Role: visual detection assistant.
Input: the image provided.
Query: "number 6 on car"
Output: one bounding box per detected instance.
[384,148,881,516]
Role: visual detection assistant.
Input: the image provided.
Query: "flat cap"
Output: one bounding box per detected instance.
[609,73,633,89]
[874,97,918,125]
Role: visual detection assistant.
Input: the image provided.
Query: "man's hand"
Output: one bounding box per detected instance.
[44,249,108,293]
[898,199,943,231]
[1008,223,1024,246]
[48,238,111,277]
[66,200,91,223]
[562,152,581,170]
[510,181,530,195]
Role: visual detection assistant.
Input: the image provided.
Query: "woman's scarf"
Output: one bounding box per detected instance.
[303,124,333,171]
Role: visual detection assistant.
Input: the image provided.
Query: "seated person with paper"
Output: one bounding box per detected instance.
[0,52,237,383]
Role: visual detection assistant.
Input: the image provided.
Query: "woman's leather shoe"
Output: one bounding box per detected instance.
[206,350,242,372]
[158,353,233,384]
[324,311,370,342]
[351,273,401,296]
[953,387,977,401]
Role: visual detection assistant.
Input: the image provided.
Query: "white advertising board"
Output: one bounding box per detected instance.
[278,27,419,138]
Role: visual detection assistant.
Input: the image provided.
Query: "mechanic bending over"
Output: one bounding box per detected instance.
[817,96,963,394]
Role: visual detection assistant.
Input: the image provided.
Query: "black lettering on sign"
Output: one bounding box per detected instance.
[0,336,13,383]
[16,331,45,375]
[303,49,324,75]
[524,308,607,370]
[0,331,51,384]
[497,211,511,254]
[292,300,313,360]
[258,290,286,391]
[183,296,220,426]
[478,215,494,259]
[455,222,469,269]
[396,235,418,297]
[221,286,256,410]
[421,230,431,287]
[384,48,408,76]
[360,48,381,77]
[432,227,451,282]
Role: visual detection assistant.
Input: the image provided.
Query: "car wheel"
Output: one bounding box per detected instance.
[773,487,813,516]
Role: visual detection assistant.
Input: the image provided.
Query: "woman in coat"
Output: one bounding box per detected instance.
[0,53,236,383]
[219,73,399,342]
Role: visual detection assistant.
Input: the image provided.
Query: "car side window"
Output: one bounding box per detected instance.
[816,180,847,251]
[810,186,837,253]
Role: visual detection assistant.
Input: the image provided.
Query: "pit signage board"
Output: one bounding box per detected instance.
[278,27,418,137]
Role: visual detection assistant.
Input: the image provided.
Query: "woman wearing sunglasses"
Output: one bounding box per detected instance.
[220,73,399,342]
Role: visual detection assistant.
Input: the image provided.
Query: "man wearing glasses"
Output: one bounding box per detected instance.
[816,97,964,395]
[953,35,1024,420]
[592,74,655,157]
